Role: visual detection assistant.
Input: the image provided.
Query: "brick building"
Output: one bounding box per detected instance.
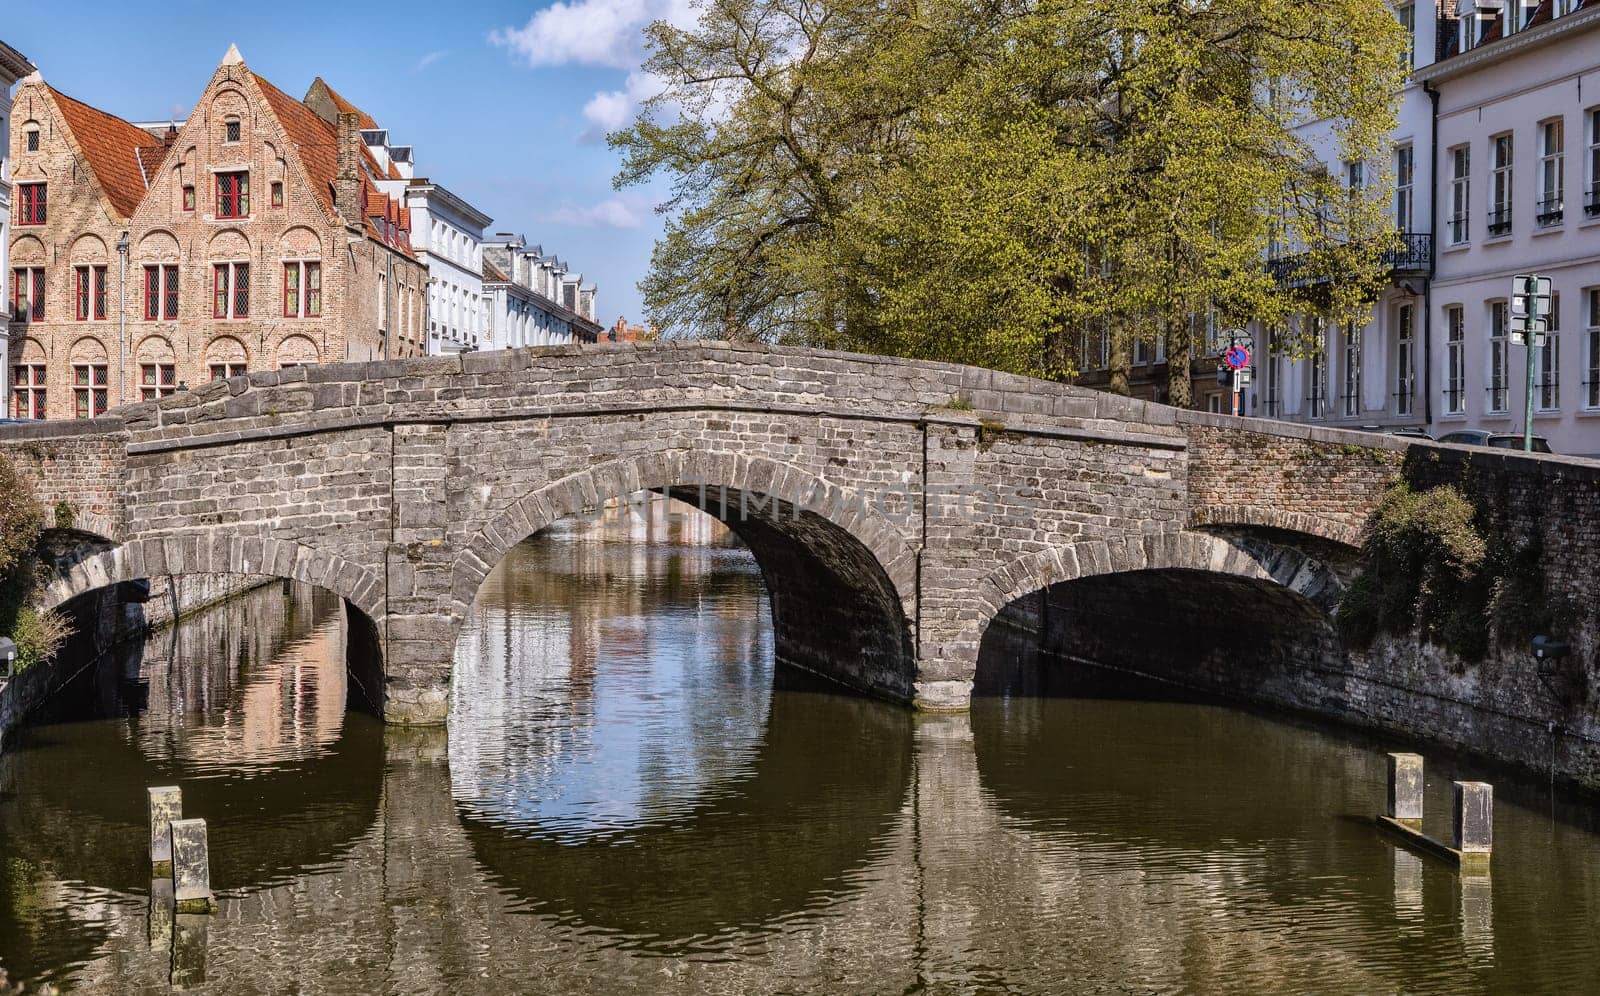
[0,38,34,409]
[7,45,424,420]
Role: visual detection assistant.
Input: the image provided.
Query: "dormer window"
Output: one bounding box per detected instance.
[224,117,241,144]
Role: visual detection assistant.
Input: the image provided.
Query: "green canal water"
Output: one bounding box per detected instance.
[2,518,1599,993]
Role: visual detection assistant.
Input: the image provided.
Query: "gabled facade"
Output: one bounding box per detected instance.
[7,45,426,421]
[6,74,171,419]
[0,38,34,407]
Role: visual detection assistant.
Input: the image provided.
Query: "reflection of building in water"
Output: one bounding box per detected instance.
[133,579,349,768]
[449,519,771,836]
[586,491,734,547]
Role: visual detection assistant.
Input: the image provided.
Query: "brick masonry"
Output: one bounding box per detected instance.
[3,341,1600,789]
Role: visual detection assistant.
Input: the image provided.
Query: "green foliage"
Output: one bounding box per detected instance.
[53,500,74,531]
[1340,482,1562,665]
[614,0,1407,391]
[1339,483,1489,659]
[0,454,67,675]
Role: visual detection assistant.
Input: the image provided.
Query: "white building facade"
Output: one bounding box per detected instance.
[0,40,33,411]
[482,233,601,349]
[402,181,491,355]
[1250,1,1600,458]
[1418,0,1600,456]
[1249,2,1437,432]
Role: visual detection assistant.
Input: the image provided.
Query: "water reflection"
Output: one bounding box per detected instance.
[5,519,1600,992]
[452,519,913,946]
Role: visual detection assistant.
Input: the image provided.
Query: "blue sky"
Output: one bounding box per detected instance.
[7,0,679,325]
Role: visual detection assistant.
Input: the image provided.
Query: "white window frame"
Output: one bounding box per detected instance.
[1342,324,1362,418]
[1488,300,1510,414]
[1396,4,1415,68]
[1538,293,1561,412]
[1538,118,1564,227]
[1489,134,1513,236]
[1449,145,1471,245]
[1396,302,1416,417]
[1586,288,1600,410]
[1307,318,1328,420]
[1395,144,1414,232]
[1587,107,1600,221]
[1446,305,1466,415]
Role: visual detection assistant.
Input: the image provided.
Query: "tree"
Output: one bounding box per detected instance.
[616,0,1407,388]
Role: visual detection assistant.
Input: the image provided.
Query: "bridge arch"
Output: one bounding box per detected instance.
[39,534,385,619]
[451,450,920,702]
[967,530,1348,700]
[1188,504,1366,550]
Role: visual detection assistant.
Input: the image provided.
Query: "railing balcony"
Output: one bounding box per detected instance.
[1586,183,1600,219]
[1266,232,1432,289]
[1536,194,1564,227]
[1487,207,1513,237]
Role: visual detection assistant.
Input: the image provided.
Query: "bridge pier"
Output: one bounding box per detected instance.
[382,613,456,726]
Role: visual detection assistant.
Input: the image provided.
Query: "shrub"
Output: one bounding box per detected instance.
[0,454,69,675]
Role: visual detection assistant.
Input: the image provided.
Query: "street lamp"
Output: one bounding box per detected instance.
[0,636,15,681]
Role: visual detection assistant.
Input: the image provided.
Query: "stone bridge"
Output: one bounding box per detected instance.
[0,341,1409,725]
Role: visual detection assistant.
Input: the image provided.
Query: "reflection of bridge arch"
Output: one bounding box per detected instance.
[451,452,920,702]
[458,685,912,946]
[0,586,385,898]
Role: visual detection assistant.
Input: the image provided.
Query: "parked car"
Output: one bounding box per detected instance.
[1437,429,1553,454]
[1388,429,1433,440]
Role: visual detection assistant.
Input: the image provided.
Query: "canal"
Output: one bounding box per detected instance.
[2,505,1599,993]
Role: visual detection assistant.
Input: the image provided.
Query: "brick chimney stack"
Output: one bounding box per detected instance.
[334,111,364,231]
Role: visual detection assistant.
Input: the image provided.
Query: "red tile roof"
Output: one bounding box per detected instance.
[251,71,413,258]
[47,85,168,219]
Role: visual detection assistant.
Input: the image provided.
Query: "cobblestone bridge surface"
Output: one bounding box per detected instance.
[0,341,1418,725]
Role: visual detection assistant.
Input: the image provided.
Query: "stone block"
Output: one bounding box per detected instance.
[1452,781,1493,853]
[1386,753,1424,821]
[148,785,182,865]
[169,818,215,912]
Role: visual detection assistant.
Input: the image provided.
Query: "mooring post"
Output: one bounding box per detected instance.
[1452,781,1493,865]
[1386,753,1424,823]
[148,786,182,875]
[169,818,216,913]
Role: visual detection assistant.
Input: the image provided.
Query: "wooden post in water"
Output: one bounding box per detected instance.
[1453,781,1493,871]
[170,818,217,913]
[148,786,182,876]
[1386,753,1424,824]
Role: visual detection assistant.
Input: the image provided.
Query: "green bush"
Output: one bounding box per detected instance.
[1339,483,1493,661]
[0,454,68,675]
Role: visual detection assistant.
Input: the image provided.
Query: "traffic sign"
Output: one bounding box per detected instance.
[1511,274,1552,318]
[1224,346,1251,370]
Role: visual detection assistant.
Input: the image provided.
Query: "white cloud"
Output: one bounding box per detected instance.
[492,0,660,69]
[547,196,649,229]
[414,50,450,72]
[580,71,663,141]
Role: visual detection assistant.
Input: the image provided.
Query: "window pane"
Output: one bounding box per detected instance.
[234,263,249,318]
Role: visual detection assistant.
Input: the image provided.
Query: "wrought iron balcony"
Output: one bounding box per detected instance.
[1266,232,1432,289]
[1586,183,1600,219]
[1487,207,1513,237]
[1536,194,1564,227]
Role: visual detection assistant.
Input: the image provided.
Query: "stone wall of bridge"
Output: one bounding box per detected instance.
[5,338,1596,793]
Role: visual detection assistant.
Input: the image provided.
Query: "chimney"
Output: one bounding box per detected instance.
[334,111,363,230]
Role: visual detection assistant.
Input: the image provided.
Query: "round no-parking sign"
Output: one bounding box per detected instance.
[1224,346,1251,371]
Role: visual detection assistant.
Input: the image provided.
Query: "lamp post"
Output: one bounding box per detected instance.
[117,231,130,408]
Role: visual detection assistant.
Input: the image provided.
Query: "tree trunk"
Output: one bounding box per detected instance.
[1166,311,1192,409]
[1108,332,1131,397]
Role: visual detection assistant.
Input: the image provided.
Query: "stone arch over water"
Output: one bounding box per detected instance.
[450,451,920,702]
